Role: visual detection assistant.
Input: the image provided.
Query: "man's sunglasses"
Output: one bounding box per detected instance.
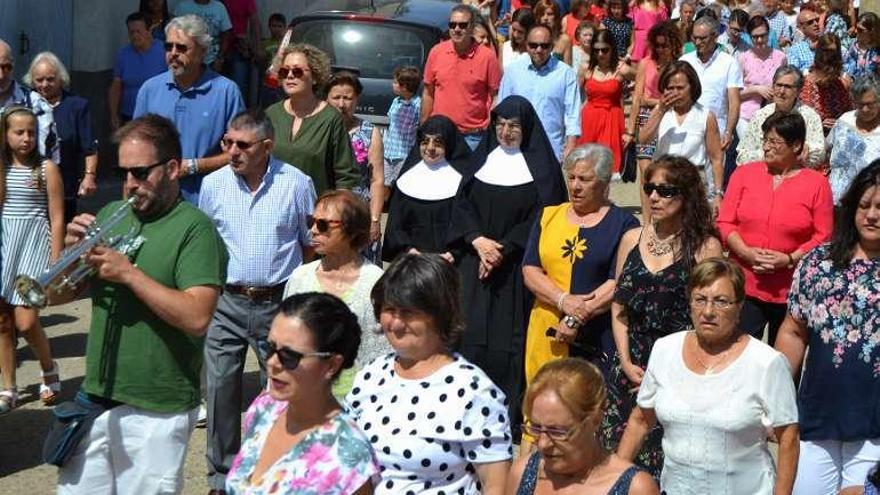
[221,137,263,150]
[448,21,471,30]
[277,66,306,80]
[122,158,169,181]
[643,183,682,198]
[307,215,344,233]
[266,341,335,371]
[163,42,189,54]
[527,42,552,50]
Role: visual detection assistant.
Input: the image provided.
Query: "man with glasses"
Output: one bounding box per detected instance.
[787,6,823,72]
[135,14,243,205]
[198,109,315,495]
[422,4,502,149]
[498,24,580,160]
[737,65,825,168]
[57,114,227,495]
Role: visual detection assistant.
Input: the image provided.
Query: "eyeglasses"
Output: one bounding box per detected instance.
[448,21,470,30]
[495,120,522,131]
[773,82,797,91]
[0,63,12,72]
[307,215,344,233]
[800,17,820,26]
[692,34,713,42]
[643,183,681,198]
[163,42,189,53]
[277,66,306,80]
[594,46,611,54]
[690,296,738,310]
[762,137,788,147]
[221,137,264,150]
[266,341,335,371]
[527,42,552,50]
[122,158,169,181]
[522,416,588,442]
[750,31,769,40]
[856,99,880,109]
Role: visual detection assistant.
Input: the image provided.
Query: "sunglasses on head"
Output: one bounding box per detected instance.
[307,215,344,233]
[643,183,682,198]
[163,42,189,53]
[122,158,169,181]
[277,66,306,80]
[266,341,335,371]
[448,21,470,30]
[221,137,263,150]
[528,42,552,50]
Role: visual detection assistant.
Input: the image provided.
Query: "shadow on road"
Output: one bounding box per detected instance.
[16,331,88,363]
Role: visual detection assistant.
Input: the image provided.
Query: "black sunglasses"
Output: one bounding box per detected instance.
[122,158,169,181]
[266,341,335,371]
[306,215,344,233]
[528,42,552,50]
[277,66,306,80]
[163,42,189,53]
[221,137,263,150]
[595,46,611,54]
[643,183,682,198]
[448,21,470,30]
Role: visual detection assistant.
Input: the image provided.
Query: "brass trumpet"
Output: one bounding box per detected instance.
[15,196,140,308]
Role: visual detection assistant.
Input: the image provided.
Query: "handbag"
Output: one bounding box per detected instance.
[42,391,119,467]
[621,141,638,183]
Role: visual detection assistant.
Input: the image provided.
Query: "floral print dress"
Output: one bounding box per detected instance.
[226,392,380,495]
[604,242,693,479]
[788,245,880,443]
[349,118,382,265]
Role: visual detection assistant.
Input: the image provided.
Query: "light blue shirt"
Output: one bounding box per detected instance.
[134,68,244,204]
[498,56,580,160]
[172,0,232,64]
[198,157,316,286]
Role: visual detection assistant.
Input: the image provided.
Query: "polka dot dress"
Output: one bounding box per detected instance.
[345,353,514,494]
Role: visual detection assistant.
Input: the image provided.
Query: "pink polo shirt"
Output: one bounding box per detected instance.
[423,40,502,132]
[717,162,833,303]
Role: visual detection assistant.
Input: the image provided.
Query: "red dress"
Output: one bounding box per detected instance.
[578,77,625,172]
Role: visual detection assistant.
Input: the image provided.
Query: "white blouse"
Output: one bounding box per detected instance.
[637,331,798,495]
[655,103,711,170]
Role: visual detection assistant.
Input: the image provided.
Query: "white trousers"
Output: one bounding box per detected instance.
[57,404,198,495]
[793,438,880,495]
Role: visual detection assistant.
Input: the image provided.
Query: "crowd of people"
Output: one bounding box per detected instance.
[0,0,878,494]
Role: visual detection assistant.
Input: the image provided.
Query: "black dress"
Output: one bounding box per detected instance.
[448,96,567,439]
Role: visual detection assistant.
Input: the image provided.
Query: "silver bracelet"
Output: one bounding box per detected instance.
[556,292,568,312]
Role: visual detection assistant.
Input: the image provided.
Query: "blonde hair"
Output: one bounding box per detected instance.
[523,358,607,422]
[277,43,332,95]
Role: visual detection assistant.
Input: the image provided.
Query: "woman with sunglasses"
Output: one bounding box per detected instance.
[618,258,799,495]
[718,112,833,346]
[283,190,388,396]
[346,253,512,495]
[843,13,880,80]
[265,43,360,195]
[382,115,476,263]
[225,292,379,495]
[578,30,634,176]
[608,155,721,477]
[508,358,659,495]
[638,61,723,209]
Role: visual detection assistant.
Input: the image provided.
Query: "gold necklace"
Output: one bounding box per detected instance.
[646,224,680,256]
[692,333,736,375]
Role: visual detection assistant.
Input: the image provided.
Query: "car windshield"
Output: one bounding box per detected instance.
[292,20,431,79]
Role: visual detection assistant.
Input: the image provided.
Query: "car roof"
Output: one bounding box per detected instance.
[296,0,457,32]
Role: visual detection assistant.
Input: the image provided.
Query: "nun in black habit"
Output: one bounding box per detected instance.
[381,115,477,262]
[447,95,567,435]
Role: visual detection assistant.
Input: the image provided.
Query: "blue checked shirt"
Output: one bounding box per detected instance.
[767,11,794,44]
[384,95,421,161]
[787,41,816,72]
[198,157,316,286]
[498,56,580,160]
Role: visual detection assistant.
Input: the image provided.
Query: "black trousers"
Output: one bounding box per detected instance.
[739,296,787,346]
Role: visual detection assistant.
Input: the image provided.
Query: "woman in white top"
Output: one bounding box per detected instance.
[284,190,387,395]
[638,60,723,207]
[618,258,800,495]
[502,8,535,69]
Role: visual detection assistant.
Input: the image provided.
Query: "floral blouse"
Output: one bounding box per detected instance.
[844,41,880,80]
[226,392,380,495]
[788,244,880,442]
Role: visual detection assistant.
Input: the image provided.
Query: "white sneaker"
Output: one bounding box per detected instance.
[196,401,207,428]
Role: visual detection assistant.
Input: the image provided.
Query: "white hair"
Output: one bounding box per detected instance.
[166,14,212,50]
[23,51,70,89]
[562,144,614,183]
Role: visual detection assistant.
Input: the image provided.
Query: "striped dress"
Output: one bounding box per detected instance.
[2,162,51,306]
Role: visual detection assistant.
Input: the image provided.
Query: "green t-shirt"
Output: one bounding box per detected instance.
[265,102,360,195]
[82,199,227,413]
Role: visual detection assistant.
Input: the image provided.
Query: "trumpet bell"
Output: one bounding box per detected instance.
[14,275,48,309]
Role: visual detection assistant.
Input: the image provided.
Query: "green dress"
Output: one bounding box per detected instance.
[265,102,360,194]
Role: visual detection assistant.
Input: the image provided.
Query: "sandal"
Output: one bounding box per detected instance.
[0,389,17,414]
[40,360,61,406]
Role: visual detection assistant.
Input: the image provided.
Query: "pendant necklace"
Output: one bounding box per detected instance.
[647,223,680,256]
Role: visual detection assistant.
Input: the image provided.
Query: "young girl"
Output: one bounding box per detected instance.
[534,0,573,65]
[574,20,598,93]
[629,0,670,63]
[0,106,64,413]
[603,0,634,62]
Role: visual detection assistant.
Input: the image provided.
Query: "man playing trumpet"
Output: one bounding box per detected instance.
[56,114,227,495]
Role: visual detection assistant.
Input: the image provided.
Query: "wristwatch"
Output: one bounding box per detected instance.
[562,315,580,329]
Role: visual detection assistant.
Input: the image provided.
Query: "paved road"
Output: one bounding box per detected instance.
[0,181,642,494]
